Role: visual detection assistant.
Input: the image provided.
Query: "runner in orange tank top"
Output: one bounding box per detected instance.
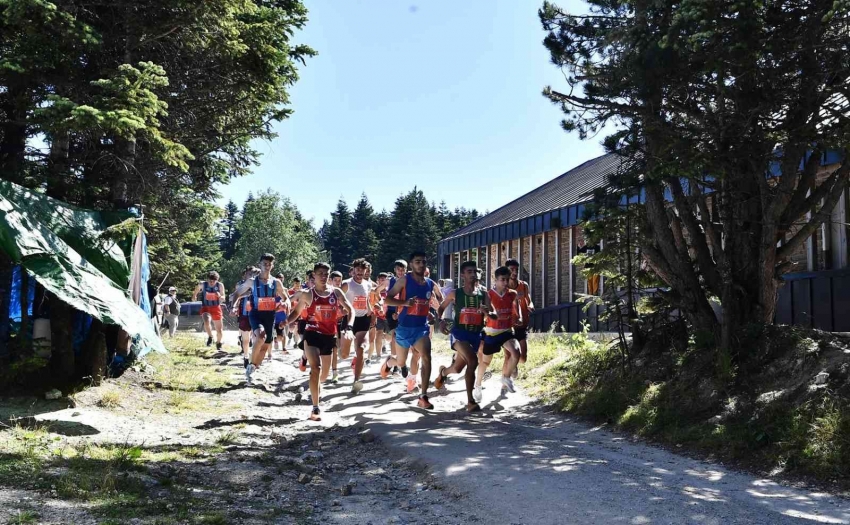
[474,266,523,401]
[287,262,354,421]
[506,258,534,371]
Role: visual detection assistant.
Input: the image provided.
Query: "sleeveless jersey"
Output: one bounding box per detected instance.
[202,282,221,307]
[453,286,487,333]
[485,288,518,335]
[398,275,435,328]
[252,277,278,312]
[236,280,251,315]
[511,280,531,328]
[344,278,372,317]
[305,288,340,336]
[386,276,399,315]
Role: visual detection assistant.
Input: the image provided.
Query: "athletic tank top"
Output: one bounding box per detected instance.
[485,288,517,335]
[202,282,220,307]
[344,278,371,317]
[453,287,486,333]
[305,288,340,336]
[375,290,387,320]
[386,277,398,314]
[252,277,277,312]
[398,275,435,328]
[511,280,531,328]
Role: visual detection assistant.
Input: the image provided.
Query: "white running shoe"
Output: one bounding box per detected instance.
[245,364,255,385]
[473,385,483,403]
[502,376,516,393]
[352,381,364,394]
[406,375,416,394]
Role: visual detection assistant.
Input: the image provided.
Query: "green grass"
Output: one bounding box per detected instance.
[510,327,850,483]
[10,510,39,524]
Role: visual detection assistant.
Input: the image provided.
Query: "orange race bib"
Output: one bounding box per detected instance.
[408,298,430,317]
[459,307,483,326]
[353,296,368,310]
[315,305,337,320]
[256,297,276,312]
[204,292,219,302]
[494,309,513,330]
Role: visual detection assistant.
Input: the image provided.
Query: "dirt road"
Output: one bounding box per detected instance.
[3,329,849,524]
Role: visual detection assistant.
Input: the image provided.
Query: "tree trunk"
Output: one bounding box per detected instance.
[0,83,29,184]
[46,130,71,200]
[49,297,75,385]
[111,137,136,209]
[81,319,106,385]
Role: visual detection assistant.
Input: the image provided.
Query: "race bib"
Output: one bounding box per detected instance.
[315,305,337,320]
[408,298,430,317]
[494,309,513,330]
[256,297,276,311]
[353,296,368,310]
[459,307,483,326]
[204,292,219,302]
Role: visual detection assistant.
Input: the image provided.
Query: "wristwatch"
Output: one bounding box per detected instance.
[344,326,353,332]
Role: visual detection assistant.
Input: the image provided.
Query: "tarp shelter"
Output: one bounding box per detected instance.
[0,179,165,357]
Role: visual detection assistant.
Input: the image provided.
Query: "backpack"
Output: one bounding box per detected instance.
[168,297,181,315]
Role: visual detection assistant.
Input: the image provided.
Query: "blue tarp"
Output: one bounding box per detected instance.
[9,265,35,322]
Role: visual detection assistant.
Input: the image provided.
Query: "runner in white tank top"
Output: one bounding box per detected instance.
[341,258,375,395]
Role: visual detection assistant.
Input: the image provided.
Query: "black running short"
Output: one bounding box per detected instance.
[352,315,371,334]
[387,315,399,332]
[297,319,307,335]
[303,330,337,356]
[337,315,349,337]
[513,326,528,341]
[482,330,515,356]
[249,311,275,344]
[275,325,285,337]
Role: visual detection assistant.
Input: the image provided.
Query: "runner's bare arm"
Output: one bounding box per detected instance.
[217,283,226,304]
[383,277,409,307]
[335,289,355,326]
[232,278,254,301]
[432,281,444,303]
[514,295,524,326]
[274,279,291,310]
[192,283,202,301]
[437,290,455,319]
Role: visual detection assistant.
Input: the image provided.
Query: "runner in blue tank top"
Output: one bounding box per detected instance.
[380,251,443,410]
[229,265,257,369]
[232,253,291,385]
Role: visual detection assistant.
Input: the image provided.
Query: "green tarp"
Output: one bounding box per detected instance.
[0,180,165,356]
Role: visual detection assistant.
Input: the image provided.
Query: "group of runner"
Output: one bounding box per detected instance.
[193,252,534,421]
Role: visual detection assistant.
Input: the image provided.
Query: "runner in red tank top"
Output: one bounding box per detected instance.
[329,270,345,383]
[506,258,534,372]
[288,263,354,422]
[474,266,523,401]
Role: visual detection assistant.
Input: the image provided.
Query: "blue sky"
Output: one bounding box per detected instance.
[217,0,604,226]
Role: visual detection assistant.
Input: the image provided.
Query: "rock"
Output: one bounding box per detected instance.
[814,371,829,384]
[298,473,312,484]
[360,431,376,443]
[332,499,341,507]
[71,411,81,417]
[341,484,353,496]
[44,389,63,400]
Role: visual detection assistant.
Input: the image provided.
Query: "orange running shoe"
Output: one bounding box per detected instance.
[434,366,447,390]
[416,395,433,410]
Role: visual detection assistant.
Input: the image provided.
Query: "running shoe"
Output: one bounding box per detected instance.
[299,356,307,372]
[434,366,447,390]
[245,364,255,385]
[309,407,321,421]
[406,375,416,394]
[351,381,364,395]
[365,358,372,366]
[206,336,213,347]
[243,357,249,369]
[501,376,515,393]
[483,370,493,382]
[379,358,391,379]
[331,371,339,384]
[417,395,434,410]
[473,385,483,403]
[216,342,222,351]
[392,366,400,376]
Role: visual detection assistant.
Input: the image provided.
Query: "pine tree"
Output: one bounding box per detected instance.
[219,200,240,259]
[321,199,354,271]
[350,194,380,263]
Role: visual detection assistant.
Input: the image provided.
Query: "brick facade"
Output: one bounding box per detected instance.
[532,234,544,308]
[559,227,572,302]
[521,236,532,284]
[545,231,557,307]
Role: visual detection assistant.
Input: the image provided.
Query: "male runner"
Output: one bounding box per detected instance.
[380,251,442,409]
[193,271,225,350]
[272,272,290,358]
[364,263,379,365]
[373,273,390,357]
[383,259,407,379]
[506,259,534,368]
[329,270,345,383]
[435,261,494,412]
[288,262,354,421]
[230,266,257,368]
[286,277,302,350]
[474,266,523,402]
[341,258,375,394]
[231,254,291,385]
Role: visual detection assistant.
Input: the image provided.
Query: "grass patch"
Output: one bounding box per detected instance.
[146,334,235,393]
[9,510,39,524]
[513,325,850,484]
[97,387,122,409]
[215,429,239,446]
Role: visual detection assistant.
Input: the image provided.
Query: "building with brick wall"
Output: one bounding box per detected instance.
[436,151,850,333]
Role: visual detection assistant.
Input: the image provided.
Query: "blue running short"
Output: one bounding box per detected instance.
[395,325,430,349]
[450,328,482,351]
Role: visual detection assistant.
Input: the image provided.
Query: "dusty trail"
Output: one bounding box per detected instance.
[2,329,848,524]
